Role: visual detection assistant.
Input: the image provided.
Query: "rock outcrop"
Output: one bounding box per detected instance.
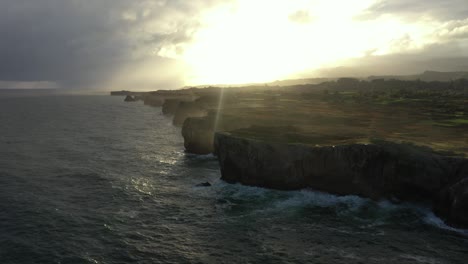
[433,161,468,228]
[434,177,468,228]
[214,131,468,227]
[181,112,252,154]
[196,182,212,187]
[111,90,133,96]
[182,115,216,154]
[124,95,136,102]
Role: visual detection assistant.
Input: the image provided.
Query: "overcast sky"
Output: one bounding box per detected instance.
[0,0,467,89]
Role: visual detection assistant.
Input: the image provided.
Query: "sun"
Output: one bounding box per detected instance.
[179,0,434,85]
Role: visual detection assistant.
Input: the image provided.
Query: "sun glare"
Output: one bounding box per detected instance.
[178,0,436,85]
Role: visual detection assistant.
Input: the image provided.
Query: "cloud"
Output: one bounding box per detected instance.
[436,18,468,40]
[342,0,468,74]
[356,0,468,21]
[303,41,468,78]
[1,0,467,89]
[0,0,231,89]
[288,10,313,24]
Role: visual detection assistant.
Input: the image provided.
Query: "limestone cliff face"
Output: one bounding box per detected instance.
[214,132,458,197]
[181,113,252,154]
[218,132,461,201]
[434,177,468,228]
[433,161,468,228]
[182,116,216,154]
[214,132,468,227]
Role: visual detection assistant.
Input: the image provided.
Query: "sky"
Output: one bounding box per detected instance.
[0,0,467,90]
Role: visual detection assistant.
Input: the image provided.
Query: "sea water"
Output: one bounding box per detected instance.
[0,91,467,263]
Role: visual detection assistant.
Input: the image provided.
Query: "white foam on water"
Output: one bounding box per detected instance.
[272,189,367,211]
[399,254,446,264]
[226,183,270,199]
[422,211,468,236]
[206,182,468,236]
[185,153,216,160]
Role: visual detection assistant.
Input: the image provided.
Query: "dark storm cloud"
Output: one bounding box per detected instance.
[0,0,229,88]
[357,0,468,21]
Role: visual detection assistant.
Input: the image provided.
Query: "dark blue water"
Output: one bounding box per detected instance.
[1,91,467,264]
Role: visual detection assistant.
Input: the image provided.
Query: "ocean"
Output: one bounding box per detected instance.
[0,90,467,263]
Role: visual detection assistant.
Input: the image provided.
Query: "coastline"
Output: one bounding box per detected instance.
[112,77,468,229]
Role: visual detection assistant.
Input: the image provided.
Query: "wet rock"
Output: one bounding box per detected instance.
[434,161,468,228]
[434,178,468,228]
[124,95,136,102]
[216,198,228,204]
[196,182,212,187]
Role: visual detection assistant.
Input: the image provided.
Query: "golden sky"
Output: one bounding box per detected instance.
[163,0,466,85]
[0,0,467,89]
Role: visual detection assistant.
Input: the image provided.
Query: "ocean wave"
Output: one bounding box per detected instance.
[422,211,468,236]
[184,153,217,160]
[210,182,468,236]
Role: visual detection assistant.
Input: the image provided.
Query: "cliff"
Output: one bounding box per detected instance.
[181,113,252,154]
[182,115,216,154]
[214,131,468,227]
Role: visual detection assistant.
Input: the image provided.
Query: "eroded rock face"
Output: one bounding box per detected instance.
[434,178,468,228]
[182,115,216,154]
[434,161,468,228]
[214,131,468,227]
[214,132,462,197]
[173,102,207,127]
[181,112,252,154]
